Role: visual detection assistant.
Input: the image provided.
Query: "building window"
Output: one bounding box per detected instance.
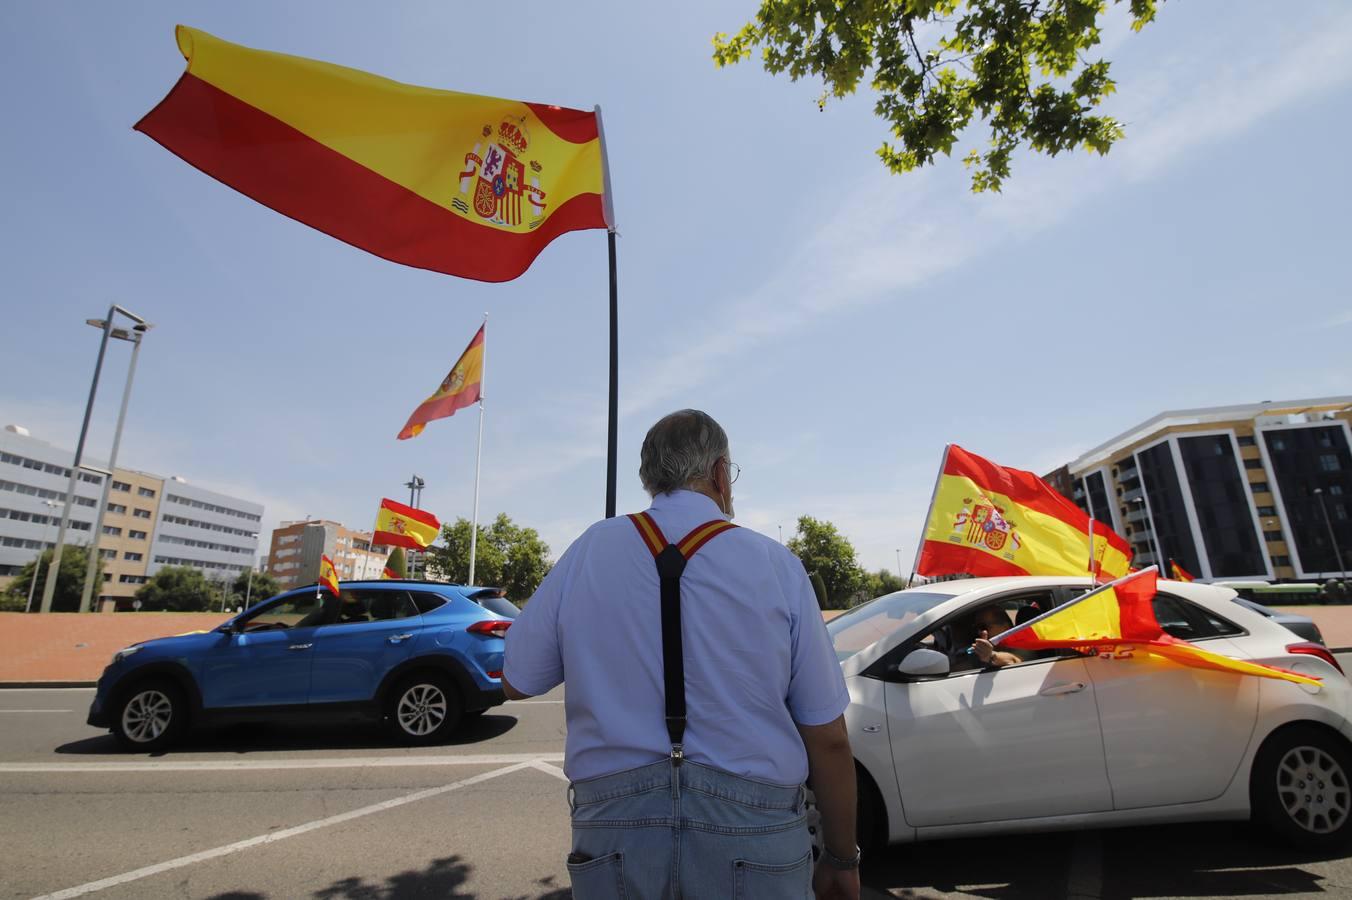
[1257,506,1277,516]
[98,548,117,559]
[1244,458,1265,470]
[1332,485,1345,496]
[111,480,131,492]
[1271,555,1292,567]
[124,551,143,561]
[1320,454,1342,473]
[102,525,122,537]
[1237,435,1256,447]
[1250,482,1270,493]
[1264,531,1284,543]
[107,503,126,514]
[133,508,152,519]
[129,530,148,540]
[118,574,148,584]
[137,487,156,498]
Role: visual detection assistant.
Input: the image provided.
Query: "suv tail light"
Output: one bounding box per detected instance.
[1287,642,1345,675]
[468,620,513,639]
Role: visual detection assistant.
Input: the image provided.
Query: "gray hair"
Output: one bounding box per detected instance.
[639,409,729,497]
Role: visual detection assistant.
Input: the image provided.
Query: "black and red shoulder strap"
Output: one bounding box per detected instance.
[626,511,738,762]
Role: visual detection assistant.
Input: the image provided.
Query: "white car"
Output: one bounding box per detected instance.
[826,576,1352,849]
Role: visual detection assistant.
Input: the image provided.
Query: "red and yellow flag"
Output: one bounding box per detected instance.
[998,568,1320,686]
[398,326,484,439]
[318,554,340,595]
[136,26,609,283]
[1170,559,1196,582]
[916,445,1132,581]
[373,498,441,550]
[381,566,399,580]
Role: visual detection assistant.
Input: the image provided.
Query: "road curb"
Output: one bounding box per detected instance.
[0,681,96,689]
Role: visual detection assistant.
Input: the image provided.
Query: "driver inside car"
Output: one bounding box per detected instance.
[964,606,1029,670]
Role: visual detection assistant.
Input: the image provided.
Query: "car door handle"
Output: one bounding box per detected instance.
[1039,682,1086,696]
[388,634,414,644]
[288,643,313,651]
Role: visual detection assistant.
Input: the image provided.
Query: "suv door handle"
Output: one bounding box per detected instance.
[388,634,414,644]
[1039,682,1086,696]
[288,643,313,651]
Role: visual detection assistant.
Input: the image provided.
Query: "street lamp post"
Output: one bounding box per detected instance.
[40,305,151,613]
[1313,488,1348,578]
[25,500,61,613]
[896,548,903,579]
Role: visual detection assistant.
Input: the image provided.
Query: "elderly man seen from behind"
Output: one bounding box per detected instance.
[504,409,859,900]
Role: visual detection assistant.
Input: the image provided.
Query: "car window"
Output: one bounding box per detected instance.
[470,589,520,618]
[329,589,419,625]
[827,591,954,661]
[241,593,329,630]
[906,592,1073,677]
[1153,593,1244,640]
[411,591,448,614]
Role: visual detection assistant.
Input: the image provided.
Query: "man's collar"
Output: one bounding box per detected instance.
[649,489,729,521]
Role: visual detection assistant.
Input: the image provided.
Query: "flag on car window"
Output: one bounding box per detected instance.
[318,554,340,595]
[997,568,1320,686]
[1170,559,1196,582]
[915,445,1132,581]
[374,498,441,550]
[135,26,609,282]
[398,325,484,440]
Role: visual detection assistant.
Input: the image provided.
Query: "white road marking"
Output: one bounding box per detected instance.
[29,761,534,900]
[0,752,564,774]
[0,709,70,713]
[528,759,570,782]
[509,699,564,704]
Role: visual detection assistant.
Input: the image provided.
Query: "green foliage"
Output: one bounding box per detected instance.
[1,545,102,612]
[809,571,828,611]
[134,566,216,612]
[713,0,1161,192]
[233,569,281,606]
[386,546,408,579]
[426,513,552,604]
[787,515,866,609]
[862,569,908,603]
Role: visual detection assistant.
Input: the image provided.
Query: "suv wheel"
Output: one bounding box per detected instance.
[1252,725,1352,847]
[387,673,461,745]
[111,679,187,752]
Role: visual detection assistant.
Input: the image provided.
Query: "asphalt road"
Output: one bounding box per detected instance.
[5,687,1352,899]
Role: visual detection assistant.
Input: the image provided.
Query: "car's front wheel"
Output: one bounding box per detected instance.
[1252,724,1352,847]
[111,679,187,752]
[386,673,462,745]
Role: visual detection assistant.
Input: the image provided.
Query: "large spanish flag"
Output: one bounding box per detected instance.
[398,325,483,439]
[374,498,441,550]
[136,26,609,282]
[916,445,1132,581]
[998,568,1320,687]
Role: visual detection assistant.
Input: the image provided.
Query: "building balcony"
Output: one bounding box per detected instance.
[1122,487,1143,503]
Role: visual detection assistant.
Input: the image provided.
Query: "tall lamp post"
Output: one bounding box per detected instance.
[41,305,152,613]
[1313,488,1348,578]
[25,500,61,613]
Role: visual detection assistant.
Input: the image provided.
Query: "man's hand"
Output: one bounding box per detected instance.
[813,862,860,900]
[972,629,995,663]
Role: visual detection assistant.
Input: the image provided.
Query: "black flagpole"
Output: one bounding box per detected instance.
[596,104,618,518]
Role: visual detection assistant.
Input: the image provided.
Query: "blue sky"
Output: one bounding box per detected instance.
[2,2,1350,576]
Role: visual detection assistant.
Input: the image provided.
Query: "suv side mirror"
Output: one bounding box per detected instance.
[896,647,950,678]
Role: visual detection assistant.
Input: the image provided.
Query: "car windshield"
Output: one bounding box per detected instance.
[826,591,953,661]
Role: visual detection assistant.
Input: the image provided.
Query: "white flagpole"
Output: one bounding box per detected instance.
[907,444,952,588]
[467,313,487,586]
[990,565,1158,646]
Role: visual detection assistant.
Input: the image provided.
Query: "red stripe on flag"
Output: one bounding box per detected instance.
[378,497,440,528]
[916,539,1030,579]
[135,73,606,283]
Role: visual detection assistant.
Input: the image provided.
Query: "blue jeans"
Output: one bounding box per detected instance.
[566,758,813,899]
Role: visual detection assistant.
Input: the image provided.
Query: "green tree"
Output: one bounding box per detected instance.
[426,513,552,603]
[861,569,908,604]
[134,566,215,612]
[232,569,281,606]
[1,545,102,612]
[385,546,408,579]
[713,0,1161,192]
[787,515,866,609]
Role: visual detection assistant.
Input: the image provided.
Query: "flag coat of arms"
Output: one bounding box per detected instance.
[398,325,484,439]
[318,554,340,595]
[916,445,1133,581]
[374,498,441,550]
[997,568,1320,687]
[136,26,609,282]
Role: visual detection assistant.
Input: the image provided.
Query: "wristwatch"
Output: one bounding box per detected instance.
[821,844,862,870]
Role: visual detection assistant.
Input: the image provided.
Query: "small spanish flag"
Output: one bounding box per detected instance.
[374,498,441,550]
[998,568,1319,687]
[135,27,609,282]
[381,566,399,580]
[398,326,484,440]
[318,554,340,595]
[1170,559,1196,582]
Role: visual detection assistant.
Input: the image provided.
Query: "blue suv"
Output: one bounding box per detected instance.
[86,581,515,751]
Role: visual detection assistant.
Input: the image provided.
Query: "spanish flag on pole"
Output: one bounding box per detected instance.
[374,498,441,550]
[398,325,484,439]
[916,445,1132,581]
[1170,559,1196,582]
[997,568,1320,687]
[135,26,609,282]
[318,554,340,596]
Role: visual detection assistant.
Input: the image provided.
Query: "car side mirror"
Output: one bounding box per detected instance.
[896,647,950,678]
